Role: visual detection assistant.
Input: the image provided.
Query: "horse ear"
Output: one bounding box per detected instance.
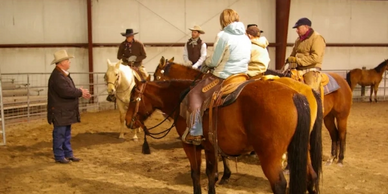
[168,57,174,62]
[159,56,165,67]
[115,60,121,69]
[107,59,111,65]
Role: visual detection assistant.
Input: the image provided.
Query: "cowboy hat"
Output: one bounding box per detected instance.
[188,25,205,34]
[121,29,138,37]
[51,50,74,65]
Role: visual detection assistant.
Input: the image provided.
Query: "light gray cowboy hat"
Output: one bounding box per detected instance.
[188,25,205,34]
[51,50,74,65]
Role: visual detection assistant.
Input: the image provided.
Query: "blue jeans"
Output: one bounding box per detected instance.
[190,118,203,136]
[52,125,73,161]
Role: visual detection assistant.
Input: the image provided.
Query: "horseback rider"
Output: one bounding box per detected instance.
[107,28,147,102]
[180,9,251,145]
[286,17,326,93]
[183,25,207,70]
[245,25,270,79]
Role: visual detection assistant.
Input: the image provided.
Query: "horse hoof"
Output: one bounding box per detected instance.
[133,137,139,141]
[325,159,333,166]
[218,179,229,185]
[119,135,125,139]
[337,161,344,167]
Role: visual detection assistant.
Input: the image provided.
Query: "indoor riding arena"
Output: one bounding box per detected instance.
[1,0,388,194]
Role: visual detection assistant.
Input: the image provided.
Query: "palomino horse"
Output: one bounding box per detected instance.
[346,59,388,102]
[126,77,313,194]
[153,57,323,193]
[263,68,352,165]
[105,59,142,140]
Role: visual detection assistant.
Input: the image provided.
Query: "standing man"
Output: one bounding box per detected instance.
[183,25,207,69]
[117,28,148,78]
[47,50,91,164]
[286,17,326,93]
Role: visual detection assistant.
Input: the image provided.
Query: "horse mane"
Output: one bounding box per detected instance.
[374,59,388,73]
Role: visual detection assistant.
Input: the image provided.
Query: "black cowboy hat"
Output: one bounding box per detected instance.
[121,29,138,37]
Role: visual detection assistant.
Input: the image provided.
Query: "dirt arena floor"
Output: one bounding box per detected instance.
[1,101,388,194]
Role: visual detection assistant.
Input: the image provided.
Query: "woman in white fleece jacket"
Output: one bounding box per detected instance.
[246,26,270,79]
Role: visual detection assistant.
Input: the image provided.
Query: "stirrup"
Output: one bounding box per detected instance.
[181,128,204,146]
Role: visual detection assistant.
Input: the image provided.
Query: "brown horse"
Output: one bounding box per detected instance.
[262,68,353,166]
[346,59,388,102]
[153,57,323,193]
[126,73,317,193]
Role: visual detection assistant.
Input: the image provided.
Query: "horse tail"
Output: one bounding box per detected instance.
[346,71,352,87]
[288,93,310,194]
[310,90,323,193]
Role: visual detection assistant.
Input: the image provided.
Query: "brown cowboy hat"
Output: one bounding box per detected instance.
[51,50,74,65]
[121,29,138,37]
[188,25,205,34]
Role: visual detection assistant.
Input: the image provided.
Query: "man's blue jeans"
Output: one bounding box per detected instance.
[52,125,73,161]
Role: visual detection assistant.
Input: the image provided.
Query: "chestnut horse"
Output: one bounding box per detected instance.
[263,68,352,165]
[126,75,314,194]
[153,57,323,193]
[346,59,388,102]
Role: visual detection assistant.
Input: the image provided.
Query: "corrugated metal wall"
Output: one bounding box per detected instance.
[0,0,387,73]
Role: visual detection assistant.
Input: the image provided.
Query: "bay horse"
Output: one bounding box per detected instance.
[346,59,388,102]
[153,57,323,193]
[263,68,352,165]
[105,59,142,140]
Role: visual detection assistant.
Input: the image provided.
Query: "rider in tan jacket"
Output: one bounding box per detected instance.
[286,17,326,92]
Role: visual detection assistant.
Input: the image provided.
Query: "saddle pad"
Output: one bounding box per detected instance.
[323,73,340,95]
[221,80,255,106]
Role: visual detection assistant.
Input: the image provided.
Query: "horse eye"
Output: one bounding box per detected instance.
[115,73,118,76]
[160,70,164,74]
[157,76,161,80]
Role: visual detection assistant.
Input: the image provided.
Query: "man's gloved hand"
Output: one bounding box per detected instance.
[192,63,200,69]
[127,56,137,62]
[184,61,193,66]
[286,56,297,64]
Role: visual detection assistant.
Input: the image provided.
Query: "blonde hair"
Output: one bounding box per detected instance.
[219,9,240,29]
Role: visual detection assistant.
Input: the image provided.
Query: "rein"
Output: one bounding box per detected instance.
[130,81,181,139]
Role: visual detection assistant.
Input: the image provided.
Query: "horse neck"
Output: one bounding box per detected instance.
[146,81,190,114]
[374,61,388,74]
[170,64,202,80]
[116,67,134,99]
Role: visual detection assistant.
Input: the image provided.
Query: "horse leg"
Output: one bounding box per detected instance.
[182,143,203,194]
[324,114,338,165]
[306,147,318,194]
[369,85,374,102]
[374,85,379,102]
[204,150,218,194]
[337,118,348,165]
[258,155,287,194]
[219,155,231,185]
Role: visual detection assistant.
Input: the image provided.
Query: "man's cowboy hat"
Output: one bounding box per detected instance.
[121,29,138,37]
[188,25,205,34]
[51,50,74,65]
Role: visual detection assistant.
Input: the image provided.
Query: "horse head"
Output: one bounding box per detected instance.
[154,56,174,81]
[154,56,203,81]
[105,59,122,94]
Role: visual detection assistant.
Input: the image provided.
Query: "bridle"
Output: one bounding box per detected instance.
[129,81,180,139]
